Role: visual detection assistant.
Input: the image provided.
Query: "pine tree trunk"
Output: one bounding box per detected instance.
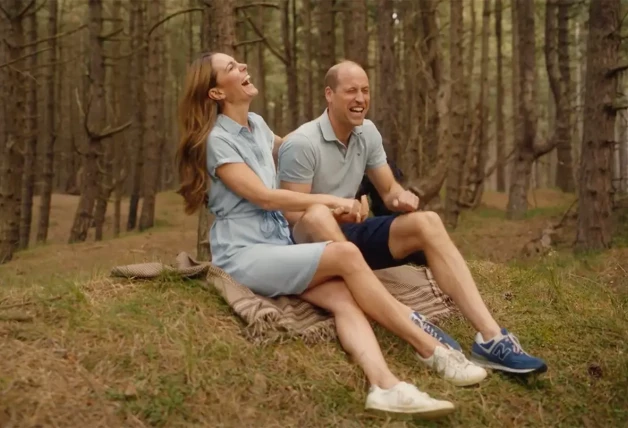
[444,0,465,229]
[575,0,621,251]
[495,0,506,192]
[506,0,537,219]
[196,0,236,262]
[36,0,59,244]
[18,9,39,250]
[281,0,298,131]
[555,0,574,192]
[376,0,396,160]
[138,2,162,231]
[127,2,145,231]
[0,0,27,263]
[302,0,314,121]
[317,0,336,111]
[68,0,107,243]
[343,0,368,67]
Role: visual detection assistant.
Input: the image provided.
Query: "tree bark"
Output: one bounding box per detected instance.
[554,0,574,192]
[376,0,397,160]
[302,0,314,121]
[127,2,145,231]
[494,0,506,192]
[575,0,621,251]
[281,0,298,131]
[197,0,236,261]
[18,7,39,250]
[444,0,465,229]
[0,0,27,263]
[343,0,368,68]
[317,0,336,112]
[138,2,163,231]
[36,0,59,244]
[68,0,107,243]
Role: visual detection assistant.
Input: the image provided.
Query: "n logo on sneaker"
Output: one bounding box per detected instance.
[491,343,512,361]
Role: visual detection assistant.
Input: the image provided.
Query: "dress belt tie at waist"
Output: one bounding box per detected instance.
[214,209,291,241]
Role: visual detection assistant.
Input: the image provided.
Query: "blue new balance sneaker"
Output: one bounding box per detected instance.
[410,312,462,351]
[470,328,547,374]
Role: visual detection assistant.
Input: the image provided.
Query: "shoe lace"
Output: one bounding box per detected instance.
[504,333,524,354]
[394,382,430,404]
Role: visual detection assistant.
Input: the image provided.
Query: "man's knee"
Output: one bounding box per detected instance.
[294,204,346,243]
[390,211,447,254]
[300,204,335,229]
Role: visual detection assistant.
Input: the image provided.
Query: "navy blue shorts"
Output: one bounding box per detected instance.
[340,215,428,270]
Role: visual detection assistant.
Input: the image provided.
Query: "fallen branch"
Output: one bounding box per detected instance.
[234,2,280,11]
[0,295,62,310]
[0,312,34,322]
[521,198,578,257]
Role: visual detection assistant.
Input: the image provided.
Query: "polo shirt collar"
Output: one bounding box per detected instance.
[216,113,252,136]
[318,108,363,143]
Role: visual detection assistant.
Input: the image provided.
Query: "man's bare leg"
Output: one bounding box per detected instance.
[292,205,500,341]
[387,211,501,340]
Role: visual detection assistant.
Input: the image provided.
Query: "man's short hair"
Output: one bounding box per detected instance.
[324,60,364,91]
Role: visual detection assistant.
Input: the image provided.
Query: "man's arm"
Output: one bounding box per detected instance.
[365,164,406,211]
[363,121,417,212]
[276,133,317,225]
[279,181,313,226]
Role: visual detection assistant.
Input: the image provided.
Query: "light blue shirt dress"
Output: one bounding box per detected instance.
[205,112,330,297]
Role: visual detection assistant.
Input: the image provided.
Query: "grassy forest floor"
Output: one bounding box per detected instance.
[1,189,627,427]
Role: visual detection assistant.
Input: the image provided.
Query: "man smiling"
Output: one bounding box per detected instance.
[277,60,547,376]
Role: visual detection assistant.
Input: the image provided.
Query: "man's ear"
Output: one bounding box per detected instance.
[324,86,333,103]
[208,87,224,101]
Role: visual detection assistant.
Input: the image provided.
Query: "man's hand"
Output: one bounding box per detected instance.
[333,195,369,224]
[390,189,419,212]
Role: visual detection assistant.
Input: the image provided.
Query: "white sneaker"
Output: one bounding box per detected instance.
[364,381,455,417]
[417,346,488,386]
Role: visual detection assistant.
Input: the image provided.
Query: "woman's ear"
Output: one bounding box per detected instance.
[208,88,223,101]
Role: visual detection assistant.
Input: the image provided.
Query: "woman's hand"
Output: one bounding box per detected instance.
[331,197,363,222]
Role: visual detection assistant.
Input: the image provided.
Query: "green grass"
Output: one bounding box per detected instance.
[1,206,627,427]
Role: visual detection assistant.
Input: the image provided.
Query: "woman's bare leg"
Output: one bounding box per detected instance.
[306,242,443,358]
[300,279,400,389]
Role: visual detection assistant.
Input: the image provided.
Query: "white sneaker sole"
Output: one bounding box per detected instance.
[446,370,488,387]
[470,356,545,374]
[365,401,455,417]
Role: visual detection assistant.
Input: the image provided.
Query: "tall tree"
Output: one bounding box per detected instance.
[197,0,236,261]
[126,2,145,231]
[317,0,336,112]
[343,0,368,67]
[506,0,556,220]
[494,0,506,192]
[18,5,38,250]
[376,0,397,160]
[139,2,164,231]
[0,0,28,263]
[575,0,621,251]
[554,0,574,192]
[36,0,59,244]
[69,0,130,243]
[444,0,465,228]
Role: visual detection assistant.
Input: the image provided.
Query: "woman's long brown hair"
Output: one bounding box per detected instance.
[175,52,219,215]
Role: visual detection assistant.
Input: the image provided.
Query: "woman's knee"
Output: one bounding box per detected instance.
[323,241,365,274]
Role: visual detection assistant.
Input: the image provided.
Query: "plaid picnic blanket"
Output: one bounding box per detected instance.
[111,252,456,344]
